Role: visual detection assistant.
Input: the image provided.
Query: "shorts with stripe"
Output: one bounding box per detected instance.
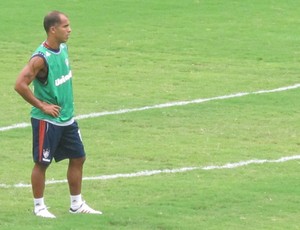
[31,118,86,164]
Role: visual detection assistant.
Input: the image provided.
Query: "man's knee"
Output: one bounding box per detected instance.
[70,157,86,166]
[33,162,49,172]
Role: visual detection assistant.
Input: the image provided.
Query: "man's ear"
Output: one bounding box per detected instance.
[49,26,56,34]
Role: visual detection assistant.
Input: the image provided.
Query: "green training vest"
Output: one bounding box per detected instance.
[31,43,74,123]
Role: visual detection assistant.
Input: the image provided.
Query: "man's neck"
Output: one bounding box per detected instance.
[44,40,60,50]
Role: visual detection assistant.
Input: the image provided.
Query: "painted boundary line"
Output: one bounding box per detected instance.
[1,83,300,132]
[1,154,300,189]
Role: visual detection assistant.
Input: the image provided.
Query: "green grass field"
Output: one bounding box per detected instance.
[1,0,300,229]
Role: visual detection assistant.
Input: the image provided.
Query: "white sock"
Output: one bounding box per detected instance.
[34,197,45,212]
[70,194,83,210]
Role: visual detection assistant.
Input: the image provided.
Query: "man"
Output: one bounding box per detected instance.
[14,11,102,218]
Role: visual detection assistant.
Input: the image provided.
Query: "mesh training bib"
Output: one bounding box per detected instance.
[31,43,74,123]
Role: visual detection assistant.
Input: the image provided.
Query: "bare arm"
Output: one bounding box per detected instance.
[14,56,61,117]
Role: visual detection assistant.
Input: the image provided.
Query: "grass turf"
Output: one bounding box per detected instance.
[0,0,300,229]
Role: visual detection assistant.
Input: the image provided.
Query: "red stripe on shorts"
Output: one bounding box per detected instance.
[38,120,46,162]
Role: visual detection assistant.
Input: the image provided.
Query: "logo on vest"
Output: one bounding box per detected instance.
[65,58,69,67]
[55,70,72,86]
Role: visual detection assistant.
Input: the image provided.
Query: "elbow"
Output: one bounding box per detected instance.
[14,81,23,95]
[14,83,20,94]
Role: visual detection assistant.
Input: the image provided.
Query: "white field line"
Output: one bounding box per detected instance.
[1,155,300,189]
[1,83,300,132]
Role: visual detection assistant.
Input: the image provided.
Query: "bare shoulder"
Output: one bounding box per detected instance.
[28,55,46,71]
[16,55,46,84]
[21,55,47,80]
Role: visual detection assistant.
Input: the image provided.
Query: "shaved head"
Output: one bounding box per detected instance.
[43,11,68,33]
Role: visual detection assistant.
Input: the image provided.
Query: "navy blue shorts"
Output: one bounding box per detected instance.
[31,118,86,165]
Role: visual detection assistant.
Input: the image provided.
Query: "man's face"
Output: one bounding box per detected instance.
[54,14,71,43]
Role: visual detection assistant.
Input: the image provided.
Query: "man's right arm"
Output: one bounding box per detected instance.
[14,56,61,117]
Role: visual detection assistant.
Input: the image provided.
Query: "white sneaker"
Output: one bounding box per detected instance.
[69,201,102,214]
[34,206,56,218]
